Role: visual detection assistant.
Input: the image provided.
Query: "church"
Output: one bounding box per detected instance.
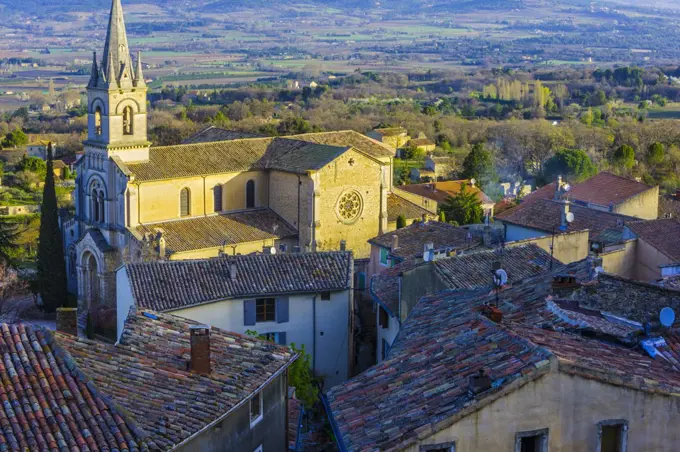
[63,0,431,313]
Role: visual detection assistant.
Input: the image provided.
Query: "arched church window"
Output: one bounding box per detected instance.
[92,188,100,222]
[94,106,102,136]
[98,191,105,224]
[246,180,255,209]
[180,188,190,217]
[68,247,76,278]
[122,106,133,135]
[213,185,223,212]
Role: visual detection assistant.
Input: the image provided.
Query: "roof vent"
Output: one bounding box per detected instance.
[469,369,492,395]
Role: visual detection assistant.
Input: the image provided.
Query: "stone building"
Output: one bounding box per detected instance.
[63,0,428,316]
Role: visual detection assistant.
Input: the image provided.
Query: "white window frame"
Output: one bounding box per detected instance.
[596,419,628,452]
[249,391,264,428]
[515,428,549,452]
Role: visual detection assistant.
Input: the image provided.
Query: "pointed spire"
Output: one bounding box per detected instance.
[101,0,132,86]
[88,51,99,88]
[134,51,146,88]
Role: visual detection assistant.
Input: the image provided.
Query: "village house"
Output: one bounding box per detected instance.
[26,140,58,159]
[325,264,680,452]
[61,0,429,320]
[423,154,454,179]
[523,172,659,220]
[117,251,354,387]
[396,180,496,218]
[621,219,680,282]
[406,137,436,154]
[370,243,567,362]
[0,308,298,451]
[365,127,411,152]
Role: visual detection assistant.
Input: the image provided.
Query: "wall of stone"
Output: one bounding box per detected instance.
[410,370,680,452]
[268,170,306,232]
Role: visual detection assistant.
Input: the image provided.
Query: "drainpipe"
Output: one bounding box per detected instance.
[312,294,317,376]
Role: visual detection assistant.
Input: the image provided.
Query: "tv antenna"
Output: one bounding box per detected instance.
[492,267,508,307]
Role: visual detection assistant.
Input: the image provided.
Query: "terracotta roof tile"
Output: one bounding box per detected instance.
[627,219,680,262]
[182,126,264,143]
[386,193,432,223]
[124,252,353,312]
[398,181,493,205]
[135,209,297,255]
[369,221,477,260]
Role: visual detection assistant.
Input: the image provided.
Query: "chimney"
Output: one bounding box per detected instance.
[340,240,346,251]
[481,304,503,323]
[483,226,492,247]
[293,245,301,253]
[560,201,570,230]
[230,262,237,281]
[56,308,78,336]
[190,325,211,374]
[391,235,399,252]
[554,175,563,200]
[469,369,492,395]
[263,245,271,254]
[157,231,165,258]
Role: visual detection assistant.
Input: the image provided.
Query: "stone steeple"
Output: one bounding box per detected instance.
[134,51,146,88]
[100,0,134,89]
[87,51,99,88]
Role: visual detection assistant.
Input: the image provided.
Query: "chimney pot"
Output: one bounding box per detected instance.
[190,325,211,374]
[56,308,78,336]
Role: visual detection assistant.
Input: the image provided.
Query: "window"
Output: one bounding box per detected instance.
[321,291,331,301]
[420,442,456,452]
[246,180,255,208]
[98,191,105,223]
[256,298,276,322]
[263,332,287,345]
[68,247,76,278]
[515,429,548,452]
[91,188,100,222]
[180,188,190,217]
[213,185,223,212]
[597,420,628,452]
[379,247,389,266]
[94,106,102,136]
[249,391,263,428]
[122,105,133,135]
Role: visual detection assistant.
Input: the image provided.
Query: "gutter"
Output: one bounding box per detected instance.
[320,392,349,452]
[171,352,300,451]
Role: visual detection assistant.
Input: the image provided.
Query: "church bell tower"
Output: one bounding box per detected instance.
[85,0,150,163]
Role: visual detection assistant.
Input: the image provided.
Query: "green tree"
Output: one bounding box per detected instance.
[441,185,484,225]
[461,143,494,184]
[396,215,407,229]
[613,145,636,170]
[17,156,47,177]
[395,166,410,186]
[0,218,21,265]
[277,117,319,135]
[1,128,28,149]
[648,142,665,165]
[544,148,597,183]
[438,211,446,222]
[36,143,68,312]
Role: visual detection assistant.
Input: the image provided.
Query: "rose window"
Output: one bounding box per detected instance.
[337,191,363,222]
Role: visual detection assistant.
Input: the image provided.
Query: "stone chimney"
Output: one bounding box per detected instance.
[559,201,571,231]
[156,230,165,258]
[230,262,237,281]
[56,308,78,336]
[190,325,211,374]
[391,235,399,252]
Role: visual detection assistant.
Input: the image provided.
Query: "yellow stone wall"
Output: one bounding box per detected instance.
[613,186,659,220]
[408,370,680,452]
[314,150,384,259]
[268,170,308,231]
[168,238,297,260]
[506,230,590,265]
[600,239,637,279]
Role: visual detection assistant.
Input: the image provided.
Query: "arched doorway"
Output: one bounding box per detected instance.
[81,251,100,309]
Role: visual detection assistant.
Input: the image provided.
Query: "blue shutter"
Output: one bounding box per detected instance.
[277,332,287,345]
[244,299,256,326]
[276,297,289,323]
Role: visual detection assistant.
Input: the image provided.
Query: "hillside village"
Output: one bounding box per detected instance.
[2,0,680,451]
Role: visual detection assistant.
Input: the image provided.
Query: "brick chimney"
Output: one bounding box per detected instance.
[190,325,211,374]
[56,308,78,336]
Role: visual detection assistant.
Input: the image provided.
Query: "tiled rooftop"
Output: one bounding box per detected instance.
[370,127,408,137]
[182,126,264,143]
[124,252,353,312]
[397,180,493,205]
[328,258,680,450]
[369,221,478,260]
[627,218,680,262]
[386,193,431,223]
[0,323,142,451]
[56,309,297,450]
[130,130,393,182]
[496,197,636,239]
[135,209,297,255]
[522,172,654,207]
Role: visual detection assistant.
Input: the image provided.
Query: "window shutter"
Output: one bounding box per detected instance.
[276,297,289,323]
[277,332,287,345]
[244,299,256,326]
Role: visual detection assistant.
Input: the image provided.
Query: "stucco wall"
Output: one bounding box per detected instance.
[176,372,288,452]
[375,309,401,364]
[115,267,135,341]
[600,239,637,279]
[502,223,550,242]
[392,187,438,214]
[506,230,590,265]
[410,370,680,452]
[314,150,384,259]
[168,291,351,387]
[268,170,307,232]
[613,186,659,220]
[634,237,672,282]
[166,238,297,261]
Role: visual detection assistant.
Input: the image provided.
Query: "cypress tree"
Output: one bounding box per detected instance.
[37,142,68,312]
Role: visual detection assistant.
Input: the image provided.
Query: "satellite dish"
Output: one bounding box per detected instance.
[565,212,575,223]
[493,269,508,287]
[269,246,277,255]
[470,178,476,186]
[660,307,676,328]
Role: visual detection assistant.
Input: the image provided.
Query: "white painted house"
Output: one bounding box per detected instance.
[116,252,354,388]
